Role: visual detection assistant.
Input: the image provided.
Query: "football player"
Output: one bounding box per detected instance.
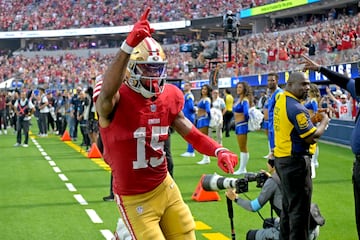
[94,8,238,240]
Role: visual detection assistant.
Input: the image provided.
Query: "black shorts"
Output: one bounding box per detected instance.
[87,119,99,133]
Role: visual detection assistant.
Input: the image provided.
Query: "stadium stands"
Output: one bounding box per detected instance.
[1,1,360,85]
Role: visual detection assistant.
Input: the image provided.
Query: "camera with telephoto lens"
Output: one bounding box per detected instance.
[202,172,269,193]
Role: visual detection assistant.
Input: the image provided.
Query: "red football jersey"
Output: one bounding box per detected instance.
[100,83,184,195]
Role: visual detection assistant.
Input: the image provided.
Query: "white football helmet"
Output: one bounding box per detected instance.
[126,37,167,98]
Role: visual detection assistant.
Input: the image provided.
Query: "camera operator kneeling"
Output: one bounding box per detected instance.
[225,159,325,240]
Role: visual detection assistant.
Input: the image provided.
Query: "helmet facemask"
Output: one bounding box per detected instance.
[126,37,167,98]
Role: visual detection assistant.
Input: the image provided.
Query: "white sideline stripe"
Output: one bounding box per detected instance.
[74,194,88,205]
[48,161,56,166]
[44,156,51,161]
[58,174,68,181]
[85,209,103,223]
[38,148,44,152]
[65,183,77,192]
[41,151,48,156]
[100,229,114,240]
[53,166,61,173]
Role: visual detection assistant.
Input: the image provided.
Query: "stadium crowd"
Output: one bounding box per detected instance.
[1,10,360,87]
[0,0,286,32]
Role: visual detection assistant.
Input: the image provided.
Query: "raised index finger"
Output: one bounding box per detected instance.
[301,54,311,61]
[140,7,150,21]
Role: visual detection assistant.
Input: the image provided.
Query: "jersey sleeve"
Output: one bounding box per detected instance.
[288,101,316,139]
[167,84,184,119]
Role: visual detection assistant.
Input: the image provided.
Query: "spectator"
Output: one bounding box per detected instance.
[38,87,49,137]
[13,91,35,147]
[326,86,353,120]
[0,90,7,135]
[70,86,82,141]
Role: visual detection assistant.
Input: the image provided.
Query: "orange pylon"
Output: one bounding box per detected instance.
[61,130,71,141]
[87,143,102,158]
[192,174,221,202]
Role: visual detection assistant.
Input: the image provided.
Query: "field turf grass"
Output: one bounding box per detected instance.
[0,123,357,239]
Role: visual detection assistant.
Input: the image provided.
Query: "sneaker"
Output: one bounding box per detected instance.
[314,161,319,168]
[310,203,325,226]
[197,158,210,165]
[181,152,195,157]
[3,130,7,135]
[103,195,114,202]
[13,143,21,147]
[263,153,272,159]
[22,144,29,148]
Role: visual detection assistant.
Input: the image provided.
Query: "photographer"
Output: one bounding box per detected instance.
[196,34,217,67]
[225,160,324,240]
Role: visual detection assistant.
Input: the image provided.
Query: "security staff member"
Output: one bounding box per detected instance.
[302,54,360,239]
[273,72,329,240]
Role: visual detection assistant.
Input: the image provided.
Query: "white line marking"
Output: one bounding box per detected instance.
[85,209,103,223]
[58,174,68,181]
[100,229,114,240]
[65,183,77,192]
[53,167,61,173]
[44,156,52,161]
[48,161,56,166]
[38,148,44,152]
[74,194,88,205]
[41,151,47,156]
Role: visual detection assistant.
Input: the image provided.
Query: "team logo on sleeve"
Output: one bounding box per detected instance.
[296,112,309,129]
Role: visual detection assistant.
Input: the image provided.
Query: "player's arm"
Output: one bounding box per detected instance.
[305,111,329,144]
[303,54,360,98]
[243,99,250,119]
[95,50,128,122]
[225,180,276,212]
[96,8,153,123]
[172,111,238,173]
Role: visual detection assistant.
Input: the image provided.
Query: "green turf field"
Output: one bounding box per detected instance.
[0,123,357,239]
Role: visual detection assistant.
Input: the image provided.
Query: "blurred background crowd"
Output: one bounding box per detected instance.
[0,0,359,135]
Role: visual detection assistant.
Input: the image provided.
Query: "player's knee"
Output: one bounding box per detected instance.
[178,206,196,233]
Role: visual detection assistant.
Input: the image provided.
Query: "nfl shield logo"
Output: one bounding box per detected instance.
[150,104,157,112]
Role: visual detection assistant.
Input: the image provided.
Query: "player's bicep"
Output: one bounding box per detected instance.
[172,111,194,137]
[96,92,119,123]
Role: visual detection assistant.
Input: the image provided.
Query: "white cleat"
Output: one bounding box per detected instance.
[181,152,195,157]
[233,169,247,175]
[197,158,210,165]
